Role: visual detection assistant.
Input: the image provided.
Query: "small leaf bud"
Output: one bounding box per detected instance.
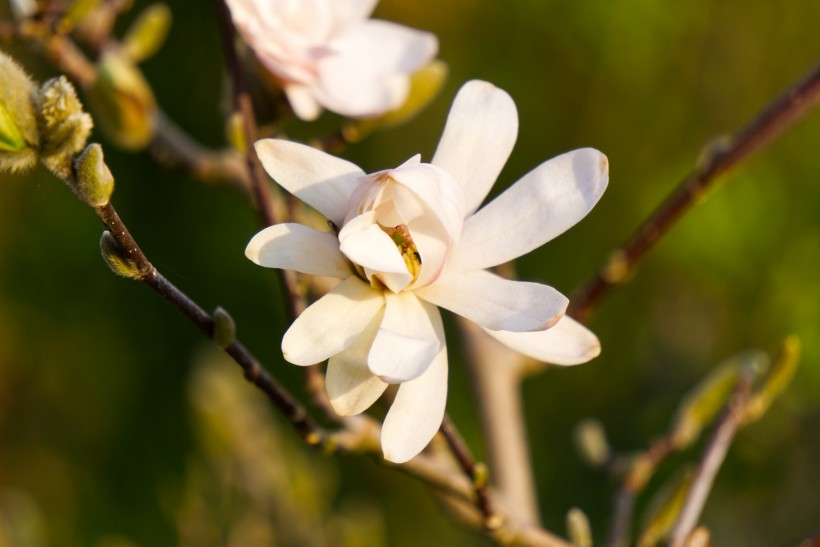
[670,350,767,450]
[574,418,610,468]
[0,50,40,172]
[74,143,114,207]
[88,51,157,151]
[637,469,694,547]
[342,60,448,142]
[100,231,142,279]
[36,76,94,160]
[212,306,237,350]
[122,4,173,63]
[566,508,592,547]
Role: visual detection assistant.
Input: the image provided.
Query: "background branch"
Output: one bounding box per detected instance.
[569,61,820,322]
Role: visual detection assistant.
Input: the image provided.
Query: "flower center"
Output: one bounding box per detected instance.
[386,224,422,281]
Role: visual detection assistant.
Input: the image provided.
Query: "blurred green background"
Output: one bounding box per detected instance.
[2,0,820,545]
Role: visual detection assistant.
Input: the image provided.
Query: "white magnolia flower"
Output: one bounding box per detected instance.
[226,0,438,121]
[246,80,609,463]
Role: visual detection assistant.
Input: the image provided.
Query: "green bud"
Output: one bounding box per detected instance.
[669,350,767,450]
[74,143,114,207]
[574,418,610,468]
[637,468,694,547]
[342,60,448,143]
[744,336,800,424]
[100,231,142,279]
[122,4,172,63]
[0,50,40,172]
[212,306,236,349]
[36,76,94,162]
[88,51,157,150]
[566,508,592,547]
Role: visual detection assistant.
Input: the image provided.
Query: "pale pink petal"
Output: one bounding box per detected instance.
[245,223,352,278]
[381,307,447,463]
[414,270,568,332]
[368,292,441,383]
[327,0,378,34]
[453,148,609,271]
[388,162,464,240]
[338,211,413,292]
[254,139,364,225]
[282,277,384,366]
[326,307,388,416]
[285,84,323,121]
[432,80,518,214]
[315,20,437,117]
[485,315,601,366]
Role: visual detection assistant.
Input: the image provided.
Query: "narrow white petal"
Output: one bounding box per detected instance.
[338,212,413,292]
[285,84,323,121]
[282,277,384,366]
[254,139,364,225]
[381,308,447,463]
[432,80,518,214]
[326,308,388,416]
[368,293,441,383]
[485,315,601,366]
[245,223,352,278]
[414,270,568,332]
[454,148,609,271]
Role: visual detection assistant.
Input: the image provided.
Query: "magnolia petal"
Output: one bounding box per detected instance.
[368,292,441,383]
[389,162,464,240]
[432,80,518,215]
[326,307,388,416]
[316,20,437,117]
[254,139,364,225]
[282,277,384,366]
[381,308,447,463]
[285,84,323,121]
[454,148,610,271]
[245,223,352,279]
[328,0,379,32]
[338,211,413,292]
[485,315,601,366]
[415,270,568,332]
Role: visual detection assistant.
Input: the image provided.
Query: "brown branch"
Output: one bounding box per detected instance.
[94,202,324,444]
[668,368,756,546]
[439,415,497,527]
[569,61,820,322]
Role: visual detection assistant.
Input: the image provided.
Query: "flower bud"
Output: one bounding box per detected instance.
[87,51,157,150]
[212,306,236,349]
[0,50,40,172]
[342,60,448,143]
[74,143,114,207]
[36,76,94,160]
[121,4,172,63]
[100,231,142,279]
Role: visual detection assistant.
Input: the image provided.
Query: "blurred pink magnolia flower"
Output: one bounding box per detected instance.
[246,80,609,463]
[225,0,438,120]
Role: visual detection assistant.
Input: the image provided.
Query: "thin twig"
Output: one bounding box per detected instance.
[668,368,756,546]
[569,61,820,322]
[439,415,497,527]
[94,202,324,444]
